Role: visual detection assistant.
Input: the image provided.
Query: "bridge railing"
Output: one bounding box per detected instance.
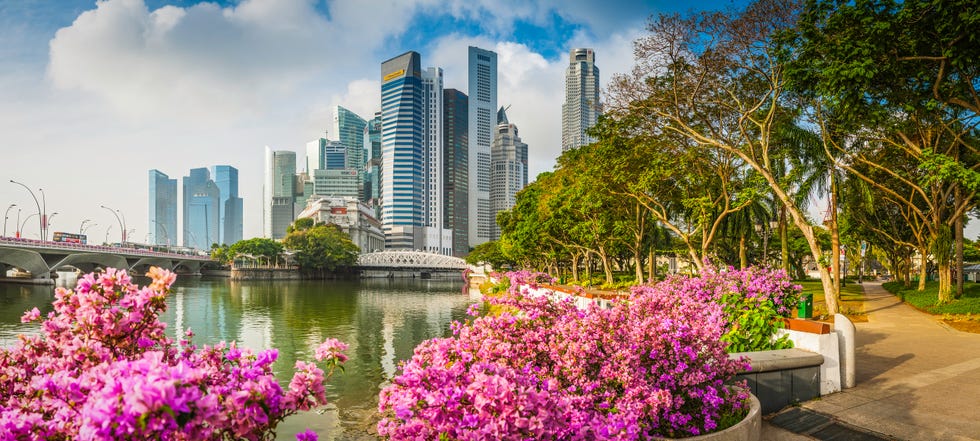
[0,236,212,261]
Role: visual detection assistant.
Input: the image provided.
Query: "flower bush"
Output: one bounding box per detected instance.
[0,267,346,440]
[655,265,802,352]
[378,270,749,440]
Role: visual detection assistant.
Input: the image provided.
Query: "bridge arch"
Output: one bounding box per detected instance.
[49,253,129,274]
[358,251,467,271]
[0,248,51,278]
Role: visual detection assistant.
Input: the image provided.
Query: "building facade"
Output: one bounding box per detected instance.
[467,46,497,249]
[263,147,298,240]
[380,51,424,250]
[296,196,385,253]
[443,88,469,256]
[421,67,452,255]
[333,106,367,199]
[312,168,359,198]
[365,112,382,213]
[211,165,243,245]
[490,107,528,240]
[306,137,347,174]
[561,48,601,152]
[183,168,220,250]
[148,169,178,247]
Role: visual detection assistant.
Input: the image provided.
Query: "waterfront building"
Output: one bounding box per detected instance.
[334,106,368,199]
[489,107,528,240]
[467,46,497,249]
[211,165,243,245]
[183,168,220,250]
[365,112,382,213]
[263,147,297,240]
[561,48,601,152]
[296,196,385,253]
[421,67,453,255]
[443,88,469,257]
[148,169,177,247]
[380,51,423,250]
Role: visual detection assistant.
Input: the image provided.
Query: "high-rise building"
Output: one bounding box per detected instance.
[490,107,528,240]
[443,88,469,257]
[312,168,359,198]
[562,48,601,152]
[421,67,452,255]
[365,112,382,213]
[334,106,367,198]
[148,169,177,247]
[183,168,220,250]
[467,46,497,249]
[306,137,347,174]
[211,165,243,245]
[263,147,297,240]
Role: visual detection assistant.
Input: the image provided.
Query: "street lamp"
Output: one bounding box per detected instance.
[38,188,46,241]
[79,219,92,234]
[20,213,38,238]
[151,219,171,247]
[755,219,779,267]
[82,222,97,235]
[3,203,15,237]
[100,205,126,243]
[10,180,42,242]
[105,225,113,245]
[45,212,58,240]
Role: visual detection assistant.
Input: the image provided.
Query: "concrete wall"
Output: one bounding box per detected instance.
[230,268,303,280]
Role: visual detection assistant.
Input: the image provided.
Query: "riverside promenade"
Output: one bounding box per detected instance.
[765,281,980,440]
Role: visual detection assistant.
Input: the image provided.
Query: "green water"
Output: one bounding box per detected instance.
[0,274,474,440]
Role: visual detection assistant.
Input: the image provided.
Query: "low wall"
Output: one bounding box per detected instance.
[230,268,303,281]
[360,269,461,279]
[731,349,823,414]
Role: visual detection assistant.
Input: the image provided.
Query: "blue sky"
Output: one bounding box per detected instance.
[0,0,747,243]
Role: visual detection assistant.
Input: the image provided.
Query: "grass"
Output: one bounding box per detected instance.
[881,280,980,315]
[794,279,867,322]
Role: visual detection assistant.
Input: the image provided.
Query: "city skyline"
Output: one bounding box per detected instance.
[1,0,749,242]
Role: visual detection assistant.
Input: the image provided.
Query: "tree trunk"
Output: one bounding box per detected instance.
[739,233,748,269]
[918,245,928,291]
[939,261,953,304]
[571,252,581,282]
[648,247,655,283]
[829,181,842,307]
[599,249,614,285]
[780,205,789,273]
[956,186,964,299]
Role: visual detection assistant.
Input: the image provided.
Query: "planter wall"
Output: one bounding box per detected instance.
[655,393,761,441]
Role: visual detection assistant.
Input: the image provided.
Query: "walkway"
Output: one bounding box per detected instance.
[766,282,980,441]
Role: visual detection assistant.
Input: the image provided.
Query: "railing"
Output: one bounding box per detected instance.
[0,236,212,261]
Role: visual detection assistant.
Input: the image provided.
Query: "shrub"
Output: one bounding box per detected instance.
[378,271,749,439]
[0,267,346,440]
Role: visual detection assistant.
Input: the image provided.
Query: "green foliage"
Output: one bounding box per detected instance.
[282,224,359,273]
[883,281,980,314]
[719,292,794,353]
[288,217,316,233]
[229,238,283,261]
[465,241,513,270]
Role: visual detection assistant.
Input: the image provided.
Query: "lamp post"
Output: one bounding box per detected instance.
[79,219,92,234]
[152,219,171,247]
[105,225,113,245]
[755,220,779,267]
[15,208,20,238]
[82,222,97,235]
[3,203,15,237]
[100,205,126,243]
[45,212,58,240]
[10,180,42,242]
[38,188,47,241]
[20,213,38,238]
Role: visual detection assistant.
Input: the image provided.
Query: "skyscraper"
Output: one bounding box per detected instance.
[380,51,424,250]
[421,67,452,255]
[183,168,220,250]
[263,147,297,240]
[306,137,347,174]
[490,107,528,240]
[365,111,382,212]
[148,169,177,247]
[468,46,497,249]
[211,165,243,245]
[333,106,367,198]
[443,88,469,257]
[561,48,601,152]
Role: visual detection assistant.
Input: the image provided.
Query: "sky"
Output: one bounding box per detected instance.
[0,0,753,244]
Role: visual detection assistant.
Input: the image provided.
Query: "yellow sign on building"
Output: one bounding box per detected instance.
[383,69,405,82]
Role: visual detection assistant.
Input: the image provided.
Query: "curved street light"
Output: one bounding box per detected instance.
[3,203,16,237]
[100,205,126,243]
[46,212,58,240]
[38,188,46,241]
[151,219,171,247]
[79,219,92,234]
[10,180,42,242]
[104,225,113,245]
[20,213,38,238]
[82,221,97,235]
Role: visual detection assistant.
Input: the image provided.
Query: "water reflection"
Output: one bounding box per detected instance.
[0,276,471,440]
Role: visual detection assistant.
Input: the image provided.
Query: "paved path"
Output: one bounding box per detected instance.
[788,282,980,441]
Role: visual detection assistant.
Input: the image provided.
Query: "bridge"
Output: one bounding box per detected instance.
[358,250,468,278]
[0,237,214,281]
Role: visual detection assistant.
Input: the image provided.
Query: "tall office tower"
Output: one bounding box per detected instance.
[380,51,424,250]
[333,106,367,199]
[443,89,469,257]
[148,169,177,247]
[364,111,382,213]
[211,165,243,245]
[467,46,497,249]
[490,107,528,240]
[263,147,297,239]
[183,168,220,250]
[306,137,347,174]
[421,67,452,255]
[562,48,601,152]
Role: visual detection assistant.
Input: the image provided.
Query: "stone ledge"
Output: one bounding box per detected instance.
[731,348,824,374]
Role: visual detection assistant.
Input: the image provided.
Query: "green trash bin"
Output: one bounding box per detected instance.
[798,293,814,319]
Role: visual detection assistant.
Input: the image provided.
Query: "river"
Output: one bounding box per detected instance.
[0,273,475,440]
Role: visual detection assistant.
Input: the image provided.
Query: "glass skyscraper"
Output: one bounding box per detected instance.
[148,169,177,247]
[467,46,497,249]
[380,51,424,250]
[333,105,367,199]
[365,112,382,214]
[490,107,528,241]
[211,165,243,245]
[443,88,469,256]
[183,168,220,250]
[263,147,297,239]
[562,48,601,152]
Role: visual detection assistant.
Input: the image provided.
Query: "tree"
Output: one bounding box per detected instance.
[228,237,284,264]
[282,224,359,276]
[466,240,513,270]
